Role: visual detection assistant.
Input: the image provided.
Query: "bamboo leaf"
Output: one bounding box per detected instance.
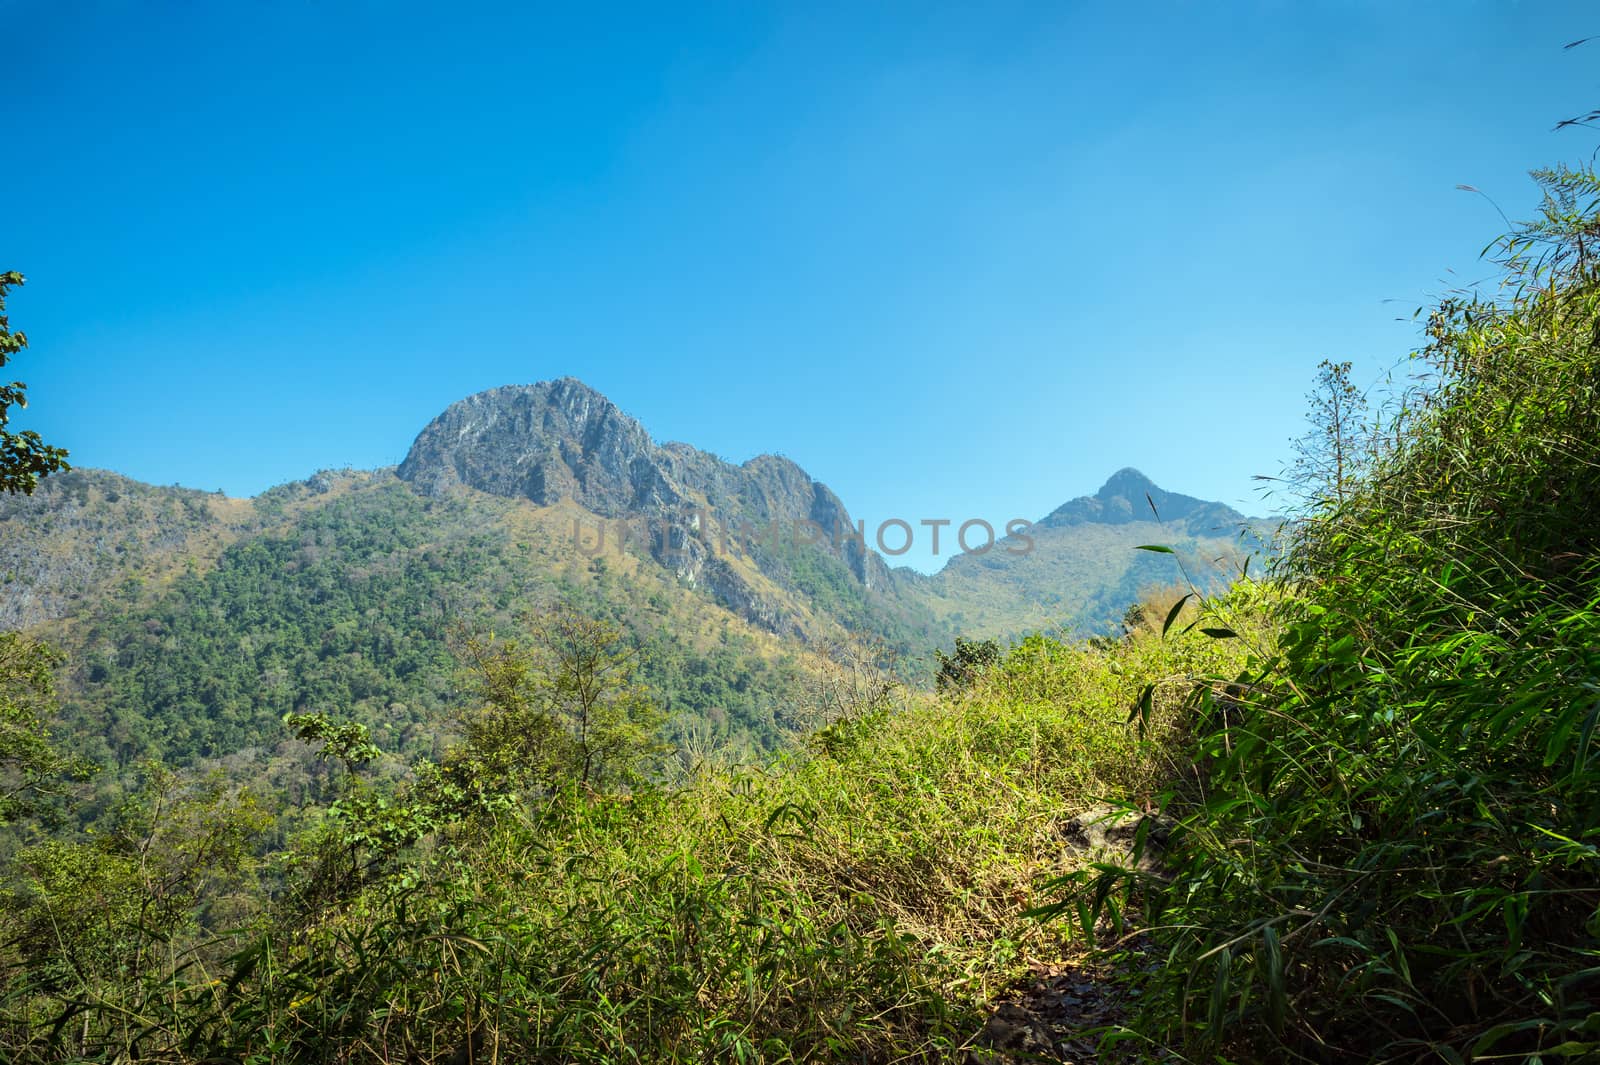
[1162,594,1194,637]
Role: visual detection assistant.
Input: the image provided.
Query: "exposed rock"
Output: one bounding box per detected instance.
[699,556,800,639]
[1061,803,1172,876]
[969,951,1158,1064]
[977,1001,1058,1059]
[397,378,893,635]
[397,379,668,515]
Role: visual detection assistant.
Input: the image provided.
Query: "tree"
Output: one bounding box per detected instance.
[788,632,897,732]
[1289,358,1369,508]
[0,633,93,825]
[454,607,665,796]
[7,762,267,993]
[533,608,665,789]
[0,271,69,495]
[277,713,426,917]
[934,636,1001,693]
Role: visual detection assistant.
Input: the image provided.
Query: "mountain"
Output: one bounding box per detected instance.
[395,378,906,638]
[0,466,866,773]
[389,377,1276,641]
[0,379,1274,783]
[914,467,1277,639]
[1037,467,1247,530]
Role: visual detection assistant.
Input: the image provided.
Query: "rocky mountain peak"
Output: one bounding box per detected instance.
[1096,467,1159,502]
[1040,468,1240,529]
[396,379,673,517]
[396,379,893,634]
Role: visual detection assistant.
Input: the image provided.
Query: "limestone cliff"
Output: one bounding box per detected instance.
[397,378,894,634]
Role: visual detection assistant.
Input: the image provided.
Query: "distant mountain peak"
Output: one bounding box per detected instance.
[1040,469,1242,530]
[1096,467,1159,502]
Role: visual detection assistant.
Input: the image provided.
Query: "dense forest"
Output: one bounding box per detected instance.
[5,153,1600,1065]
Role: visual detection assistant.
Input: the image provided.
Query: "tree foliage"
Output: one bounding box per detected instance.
[4,762,267,1002]
[0,272,69,496]
[0,634,93,825]
[933,636,1001,693]
[454,606,666,795]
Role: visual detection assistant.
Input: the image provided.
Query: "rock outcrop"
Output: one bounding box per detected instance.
[397,378,892,634]
[1061,802,1173,876]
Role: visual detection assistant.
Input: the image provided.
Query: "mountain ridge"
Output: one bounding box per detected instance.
[0,378,1279,786]
[4,377,1275,647]
[396,378,896,632]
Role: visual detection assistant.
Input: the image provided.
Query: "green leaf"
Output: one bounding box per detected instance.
[1161,594,1194,637]
[1128,683,1156,732]
[1258,925,1286,1034]
[1546,1041,1600,1057]
[1135,544,1175,554]
[1208,947,1232,1042]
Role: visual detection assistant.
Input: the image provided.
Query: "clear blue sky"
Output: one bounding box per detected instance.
[8,1,1599,571]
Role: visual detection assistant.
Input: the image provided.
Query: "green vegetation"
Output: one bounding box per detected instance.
[0,633,93,827]
[1055,162,1600,1061]
[933,635,1001,693]
[0,599,1244,1062]
[37,480,813,778]
[5,143,1600,1065]
[451,606,667,793]
[747,529,932,649]
[0,271,70,496]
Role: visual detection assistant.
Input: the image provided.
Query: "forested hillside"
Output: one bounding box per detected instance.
[0,379,1267,808]
[3,469,853,780]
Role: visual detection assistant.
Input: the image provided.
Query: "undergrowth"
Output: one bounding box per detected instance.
[1,619,1246,1063]
[1062,163,1600,1063]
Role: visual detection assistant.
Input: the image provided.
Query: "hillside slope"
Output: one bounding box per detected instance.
[0,384,1271,781]
[914,468,1275,638]
[0,469,848,773]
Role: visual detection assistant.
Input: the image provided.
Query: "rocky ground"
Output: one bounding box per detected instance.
[972,938,1160,1064]
[970,803,1172,1062]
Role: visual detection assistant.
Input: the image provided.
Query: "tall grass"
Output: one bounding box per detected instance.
[1065,164,1600,1062]
[1,620,1245,1063]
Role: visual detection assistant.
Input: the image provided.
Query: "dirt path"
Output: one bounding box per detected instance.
[970,944,1150,1063]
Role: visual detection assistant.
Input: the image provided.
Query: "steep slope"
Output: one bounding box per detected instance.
[0,470,284,632]
[913,468,1277,639]
[0,473,842,774]
[396,379,917,640]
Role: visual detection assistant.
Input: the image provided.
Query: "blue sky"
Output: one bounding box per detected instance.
[8,1,1599,571]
